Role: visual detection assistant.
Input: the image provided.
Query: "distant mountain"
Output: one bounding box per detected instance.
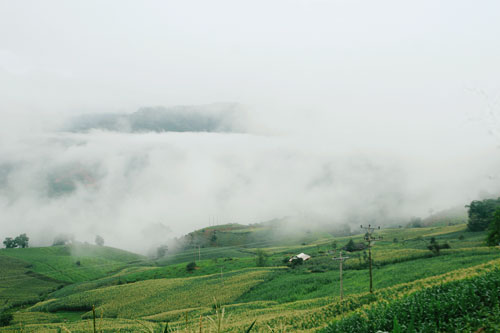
[66,103,245,133]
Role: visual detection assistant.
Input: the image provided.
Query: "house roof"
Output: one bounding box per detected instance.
[289,252,311,262]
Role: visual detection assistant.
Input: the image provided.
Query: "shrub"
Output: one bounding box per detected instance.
[342,239,366,252]
[427,238,450,256]
[255,249,269,267]
[186,262,196,272]
[0,312,13,327]
[289,257,304,268]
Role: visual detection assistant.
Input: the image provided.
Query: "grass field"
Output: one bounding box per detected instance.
[0,255,61,311]
[1,223,499,332]
[0,244,145,283]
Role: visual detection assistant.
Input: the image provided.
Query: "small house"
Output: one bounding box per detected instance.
[289,252,311,262]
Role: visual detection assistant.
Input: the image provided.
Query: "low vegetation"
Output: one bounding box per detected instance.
[323,267,500,332]
[1,209,499,332]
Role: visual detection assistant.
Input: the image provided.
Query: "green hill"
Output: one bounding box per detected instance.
[0,244,146,284]
[1,223,499,332]
[422,206,468,227]
[0,255,61,311]
[0,243,146,315]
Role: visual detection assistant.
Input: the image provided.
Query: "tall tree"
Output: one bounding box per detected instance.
[3,237,16,248]
[466,198,500,231]
[486,208,500,246]
[14,233,29,248]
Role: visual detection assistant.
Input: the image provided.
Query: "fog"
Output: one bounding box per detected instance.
[1,1,499,253]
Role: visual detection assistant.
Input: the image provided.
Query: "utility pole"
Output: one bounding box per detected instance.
[332,250,349,300]
[360,224,382,294]
[198,245,201,261]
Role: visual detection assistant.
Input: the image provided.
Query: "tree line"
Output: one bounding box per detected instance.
[2,233,29,248]
[466,197,500,245]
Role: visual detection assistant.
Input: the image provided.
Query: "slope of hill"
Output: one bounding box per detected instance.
[1,224,498,332]
[0,244,146,283]
[174,220,337,254]
[0,255,62,312]
[422,206,468,227]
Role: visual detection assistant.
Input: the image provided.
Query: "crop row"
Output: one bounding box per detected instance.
[322,267,500,332]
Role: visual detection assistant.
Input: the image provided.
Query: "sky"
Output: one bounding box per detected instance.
[1,1,499,253]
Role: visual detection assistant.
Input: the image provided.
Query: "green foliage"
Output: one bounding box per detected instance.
[288,257,303,268]
[29,268,276,319]
[14,233,29,248]
[1,244,144,283]
[343,239,356,252]
[0,312,13,327]
[186,261,196,272]
[237,250,499,304]
[342,239,366,252]
[426,238,450,256]
[3,233,29,248]
[2,237,16,249]
[0,255,61,311]
[255,249,269,267]
[323,268,500,333]
[467,197,500,231]
[487,208,500,246]
[3,223,499,332]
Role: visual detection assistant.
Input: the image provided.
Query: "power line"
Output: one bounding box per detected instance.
[332,250,349,300]
[360,224,382,294]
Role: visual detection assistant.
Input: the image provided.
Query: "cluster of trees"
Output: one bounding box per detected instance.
[178,230,218,250]
[3,233,29,248]
[342,239,367,252]
[427,237,450,256]
[486,209,500,246]
[466,197,500,231]
[466,197,500,246]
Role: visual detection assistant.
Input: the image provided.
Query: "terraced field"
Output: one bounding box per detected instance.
[0,245,145,283]
[0,223,498,332]
[30,268,279,319]
[0,255,61,311]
